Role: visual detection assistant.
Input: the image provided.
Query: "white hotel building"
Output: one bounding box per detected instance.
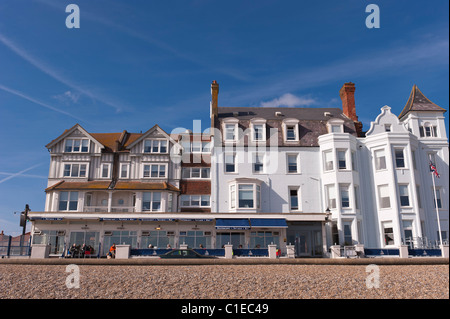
[29,81,448,257]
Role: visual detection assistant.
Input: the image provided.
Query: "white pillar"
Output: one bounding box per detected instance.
[440,244,449,258]
[399,245,409,258]
[268,244,277,259]
[107,191,113,212]
[224,244,233,259]
[286,244,295,258]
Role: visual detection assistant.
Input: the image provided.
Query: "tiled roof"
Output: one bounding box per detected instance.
[398,85,447,120]
[45,180,179,192]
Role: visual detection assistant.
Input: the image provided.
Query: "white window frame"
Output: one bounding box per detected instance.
[374,149,387,171]
[394,148,406,169]
[120,163,130,179]
[228,181,261,210]
[252,153,265,174]
[224,153,237,173]
[180,195,211,208]
[143,164,167,178]
[143,139,168,154]
[58,191,78,211]
[398,184,410,207]
[142,192,162,212]
[181,167,211,179]
[325,184,336,209]
[327,118,344,134]
[382,221,395,246]
[337,149,347,170]
[323,150,334,172]
[223,123,238,142]
[286,153,300,174]
[101,163,111,179]
[289,186,300,211]
[340,184,351,208]
[63,163,88,178]
[250,119,267,142]
[378,184,391,209]
[64,139,89,153]
[282,119,299,142]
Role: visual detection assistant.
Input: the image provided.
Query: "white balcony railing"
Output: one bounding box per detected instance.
[84,206,135,213]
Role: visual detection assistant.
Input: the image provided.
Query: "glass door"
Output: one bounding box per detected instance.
[295,231,311,256]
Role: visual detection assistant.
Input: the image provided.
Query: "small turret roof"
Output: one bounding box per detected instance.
[398,85,446,120]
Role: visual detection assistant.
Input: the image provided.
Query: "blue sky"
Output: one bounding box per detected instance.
[0,0,448,235]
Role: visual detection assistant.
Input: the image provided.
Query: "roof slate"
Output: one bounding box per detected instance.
[398,85,447,119]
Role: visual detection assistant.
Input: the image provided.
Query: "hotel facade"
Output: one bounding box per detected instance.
[29,81,449,257]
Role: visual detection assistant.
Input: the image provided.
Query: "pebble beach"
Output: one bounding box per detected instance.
[0,264,448,299]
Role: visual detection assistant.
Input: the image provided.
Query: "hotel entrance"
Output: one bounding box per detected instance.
[287,222,323,257]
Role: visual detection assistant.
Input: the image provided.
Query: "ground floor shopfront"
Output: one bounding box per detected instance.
[29,214,327,257]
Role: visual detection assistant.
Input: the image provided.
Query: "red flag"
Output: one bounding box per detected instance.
[429,161,440,178]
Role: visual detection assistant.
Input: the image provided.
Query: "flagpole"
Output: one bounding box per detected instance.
[430,170,443,247]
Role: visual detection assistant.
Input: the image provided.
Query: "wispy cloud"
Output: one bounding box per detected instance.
[0,172,47,180]
[0,163,45,185]
[0,83,89,123]
[260,93,317,108]
[224,35,449,106]
[52,90,81,104]
[0,32,124,112]
[35,0,252,82]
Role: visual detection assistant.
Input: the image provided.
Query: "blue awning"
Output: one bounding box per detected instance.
[250,218,288,228]
[215,219,250,230]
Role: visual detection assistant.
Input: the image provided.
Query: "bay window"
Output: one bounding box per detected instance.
[142,192,161,211]
[59,191,78,211]
[229,180,262,210]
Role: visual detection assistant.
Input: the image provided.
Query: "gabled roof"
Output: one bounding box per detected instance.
[398,85,447,120]
[125,124,179,149]
[45,124,105,150]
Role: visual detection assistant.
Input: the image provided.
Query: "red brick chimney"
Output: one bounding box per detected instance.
[210,80,219,131]
[340,82,357,121]
[339,82,363,136]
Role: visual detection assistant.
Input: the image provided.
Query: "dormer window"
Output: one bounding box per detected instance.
[282,118,299,142]
[286,126,296,140]
[327,118,344,134]
[250,118,267,142]
[222,118,239,142]
[225,124,236,141]
[65,139,89,153]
